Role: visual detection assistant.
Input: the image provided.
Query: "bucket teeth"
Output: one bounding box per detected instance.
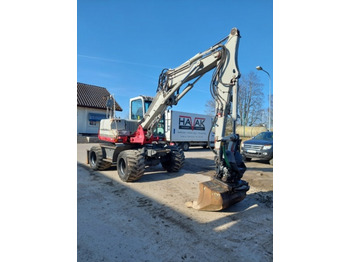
[187,178,249,211]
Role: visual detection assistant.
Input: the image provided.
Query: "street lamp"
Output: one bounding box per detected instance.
[256,66,272,131]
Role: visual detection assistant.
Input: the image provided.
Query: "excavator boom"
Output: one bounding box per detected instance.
[140,28,249,211]
[140,28,241,144]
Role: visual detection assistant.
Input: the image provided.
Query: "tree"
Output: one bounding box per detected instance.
[237,72,264,126]
[205,99,215,116]
[258,94,273,128]
[205,71,264,127]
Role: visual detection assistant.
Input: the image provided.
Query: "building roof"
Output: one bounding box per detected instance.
[77,82,122,111]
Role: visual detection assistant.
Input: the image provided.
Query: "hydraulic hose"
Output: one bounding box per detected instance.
[208,115,217,155]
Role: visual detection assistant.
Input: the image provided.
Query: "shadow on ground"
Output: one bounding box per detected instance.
[78,162,273,261]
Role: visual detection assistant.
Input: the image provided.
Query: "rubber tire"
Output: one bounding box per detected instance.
[89,146,112,171]
[269,158,273,166]
[161,146,185,172]
[117,149,145,182]
[182,142,190,151]
[242,155,251,162]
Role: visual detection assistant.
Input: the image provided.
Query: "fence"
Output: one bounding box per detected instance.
[236,126,268,138]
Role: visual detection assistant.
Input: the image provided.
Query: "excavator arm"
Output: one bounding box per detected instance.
[140,28,240,149]
[97,28,249,211]
[137,28,249,210]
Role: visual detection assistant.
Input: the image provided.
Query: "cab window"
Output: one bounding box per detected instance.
[131,99,143,120]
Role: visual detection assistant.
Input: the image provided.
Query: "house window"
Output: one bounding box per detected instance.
[88,113,105,126]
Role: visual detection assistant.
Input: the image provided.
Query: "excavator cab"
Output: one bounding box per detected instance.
[129,96,165,138]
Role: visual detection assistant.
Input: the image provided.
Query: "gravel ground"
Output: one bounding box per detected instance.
[77,143,273,262]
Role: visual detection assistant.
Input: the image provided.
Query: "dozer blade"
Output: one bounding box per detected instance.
[187,178,249,211]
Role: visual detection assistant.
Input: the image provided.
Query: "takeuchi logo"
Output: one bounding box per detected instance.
[179,116,205,130]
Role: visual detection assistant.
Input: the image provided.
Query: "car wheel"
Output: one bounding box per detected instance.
[182,142,190,151]
[243,156,251,162]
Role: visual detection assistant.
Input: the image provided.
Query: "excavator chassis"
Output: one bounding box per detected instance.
[87,143,185,182]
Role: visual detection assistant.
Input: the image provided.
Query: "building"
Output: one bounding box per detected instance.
[77,82,122,135]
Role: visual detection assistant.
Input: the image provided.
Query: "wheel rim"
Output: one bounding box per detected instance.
[119,158,126,176]
[90,152,97,165]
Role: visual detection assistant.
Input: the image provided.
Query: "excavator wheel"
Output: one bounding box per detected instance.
[89,146,112,171]
[161,146,185,172]
[117,149,145,182]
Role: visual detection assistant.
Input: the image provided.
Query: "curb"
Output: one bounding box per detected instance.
[77,135,100,143]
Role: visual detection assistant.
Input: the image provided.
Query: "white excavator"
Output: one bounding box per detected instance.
[87,28,249,211]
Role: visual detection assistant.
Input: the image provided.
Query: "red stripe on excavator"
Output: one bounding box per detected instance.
[98,134,118,143]
[98,126,165,145]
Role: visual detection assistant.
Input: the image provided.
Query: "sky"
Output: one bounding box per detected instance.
[77,0,273,118]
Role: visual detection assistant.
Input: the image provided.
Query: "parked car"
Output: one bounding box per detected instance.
[241,131,273,165]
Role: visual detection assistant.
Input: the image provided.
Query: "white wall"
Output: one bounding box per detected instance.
[77,107,106,134]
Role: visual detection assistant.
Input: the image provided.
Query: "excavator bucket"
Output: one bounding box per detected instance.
[187,178,249,211]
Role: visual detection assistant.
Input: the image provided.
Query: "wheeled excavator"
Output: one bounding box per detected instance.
[87,28,249,211]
